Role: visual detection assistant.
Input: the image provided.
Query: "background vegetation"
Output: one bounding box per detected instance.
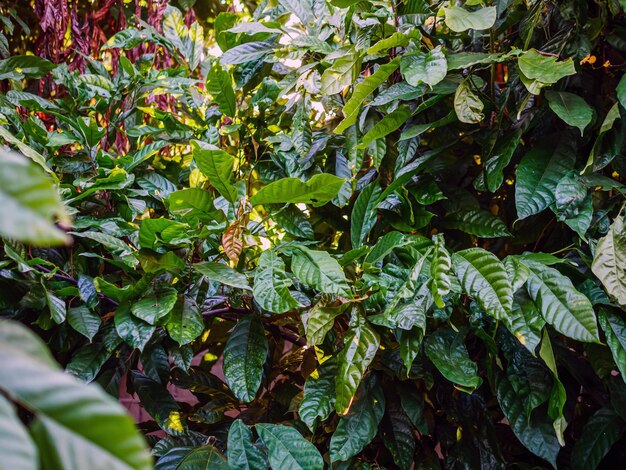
[2,0,626,468]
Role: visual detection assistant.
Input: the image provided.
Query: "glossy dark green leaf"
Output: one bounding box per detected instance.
[515,140,577,220]
[227,419,267,470]
[291,247,351,297]
[599,310,626,379]
[570,407,625,470]
[115,305,155,351]
[442,208,511,238]
[223,314,268,403]
[335,308,380,414]
[253,251,300,313]
[67,306,101,341]
[329,374,385,462]
[351,182,382,249]
[380,393,415,470]
[424,328,481,391]
[165,297,204,346]
[256,424,323,470]
[522,259,599,342]
[504,290,545,353]
[301,302,349,346]
[193,262,251,290]
[191,140,238,203]
[131,289,178,325]
[0,321,151,470]
[300,359,338,431]
[545,91,593,136]
[453,248,513,320]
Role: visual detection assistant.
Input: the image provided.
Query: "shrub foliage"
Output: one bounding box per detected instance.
[2,0,626,468]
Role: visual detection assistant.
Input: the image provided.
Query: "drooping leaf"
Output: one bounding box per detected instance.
[454,78,484,124]
[356,105,412,149]
[67,306,102,341]
[0,394,38,470]
[592,212,626,305]
[191,140,238,203]
[505,290,545,353]
[517,49,576,95]
[207,62,236,117]
[300,359,338,431]
[335,307,380,414]
[329,374,385,463]
[351,181,382,249]
[223,314,268,403]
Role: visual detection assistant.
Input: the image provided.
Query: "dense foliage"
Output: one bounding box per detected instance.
[3,0,626,468]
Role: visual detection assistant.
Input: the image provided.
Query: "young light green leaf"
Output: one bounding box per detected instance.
[592,212,626,305]
[518,49,576,95]
[444,6,497,32]
[191,140,238,203]
[250,174,345,207]
[320,48,361,96]
[454,78,484,123]
[400,46,447,87]
[356,105,411,149]
[193,262,251,290]
[223,315,268,403]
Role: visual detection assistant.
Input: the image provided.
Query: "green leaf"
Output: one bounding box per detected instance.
[0,150,69,245]
[321,48,361,96]
[539,330,568,445]
[442,209,511,238]
[115,305,155,351]
[570,407,625,470]
[518,50,576,95]
[131,289,178,325]
[400,46,447,87]
[495,371,560,467]
[515,140,577,220]
[291,247,351,297]
[171,445,230,469]
[0,321,151,470]
[522,259,599,342]
[351,182,382,249]
[165,297,204,346]
[227,419,268,470]
[452,248,513,320]
[207,62,236,117]
[444,6,497,32]
[256,424,323,470]
[356,105,412,149]
[485,129,523,192]
[191,140,238,203]
[193,262,250,290]
[454,78,484,123]
[223,314,268,403]
[335,308,380,414]
[0,394,37,470]
[220,41,274,65]
[0,55,55,79]
[599,310,626,380]
[545,91,593,136]
[167,188,224,225]
[300,359,338,431]
[424,327,481,391]
[367,33,411,55]
[46,290,66,324]
[250,174,345,207]
[67,306,102,341]
[253,251,300,313]
[302,303,349,346]
[334,59,400,134]
[429,235,452,309]
[505,290,545,353]
[592,212,626,305]
[329,374,385,462]
[380,394,416,470]
[131,371,187,436]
